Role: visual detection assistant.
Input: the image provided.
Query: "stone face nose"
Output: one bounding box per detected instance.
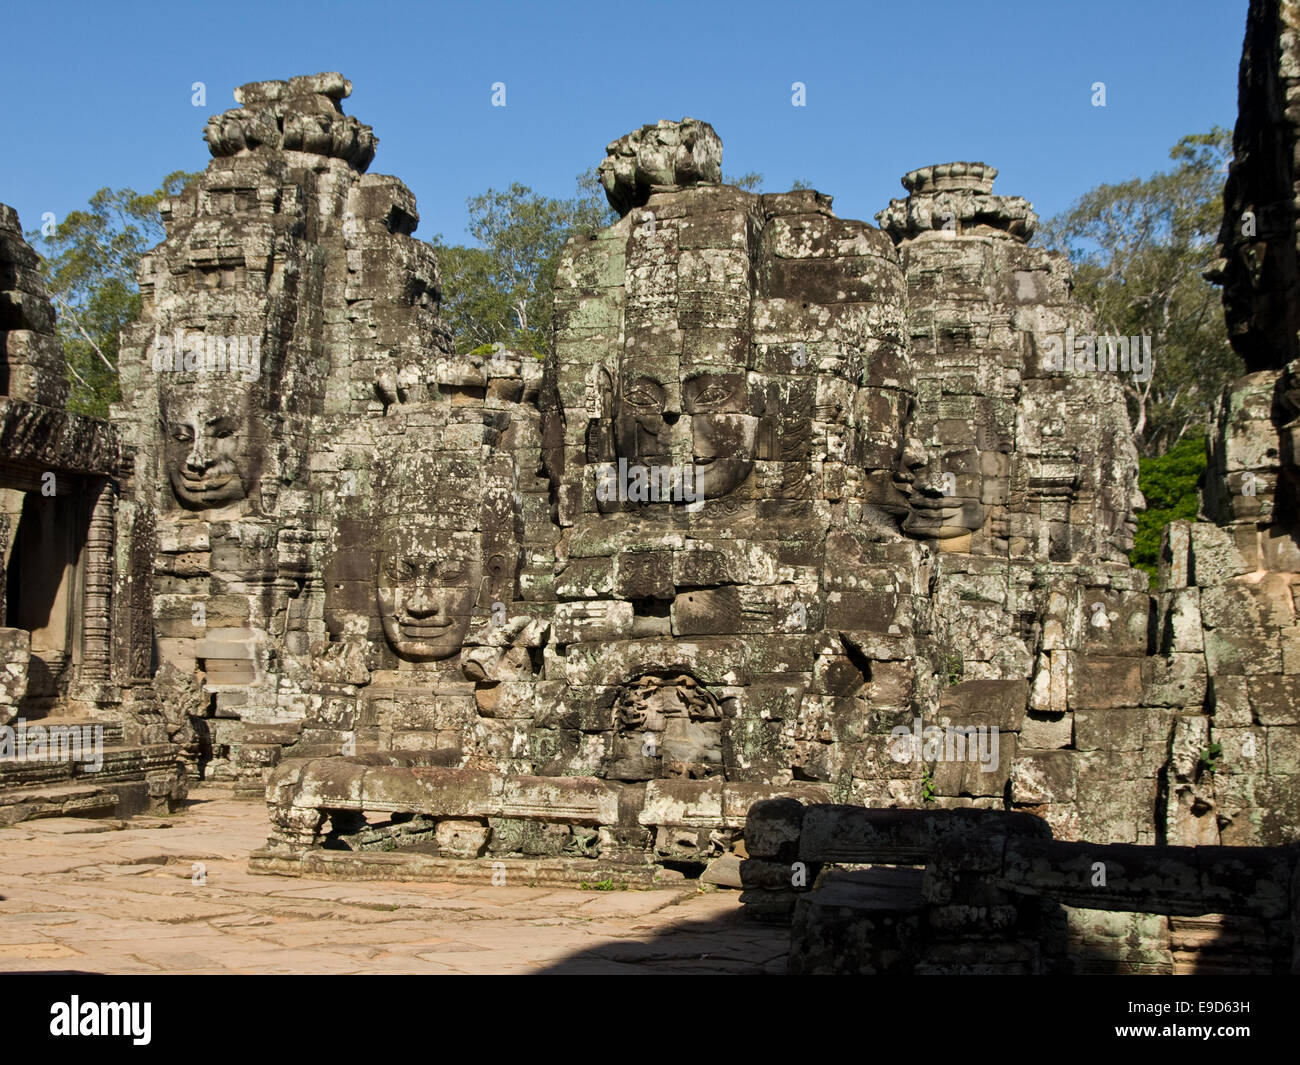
[914,469,949,496]
[900,440,928,475]
[185,438,209,471]
[404,587,437,617]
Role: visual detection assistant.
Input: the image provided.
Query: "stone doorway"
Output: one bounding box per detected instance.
[2,486,85,701]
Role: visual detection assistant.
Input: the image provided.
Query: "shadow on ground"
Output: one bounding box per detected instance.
[534,891,789,974]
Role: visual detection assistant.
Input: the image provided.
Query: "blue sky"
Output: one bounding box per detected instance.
[1,0,1246,247]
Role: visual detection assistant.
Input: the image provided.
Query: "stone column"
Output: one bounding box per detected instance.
[79,477,115,684]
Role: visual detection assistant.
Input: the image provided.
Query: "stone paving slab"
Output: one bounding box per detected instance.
[0,786,788,974]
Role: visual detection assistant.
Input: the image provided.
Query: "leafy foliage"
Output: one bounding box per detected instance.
[1130,434,1206,584]
[434,170,776,356]
[726,171,764,192]
[1037,130,1242,457]
[27,171,198,417]
[433,169,615,356]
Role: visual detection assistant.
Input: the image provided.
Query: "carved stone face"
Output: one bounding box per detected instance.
[1206,371,1281,525]
[855,386,917,525]
[376,521,482,661]
[614,369,758,500]
[1102,429,1146,558]
[900,440,987,541]
[608,673,724,780]
[161,387,253,509]
[1277,362,1300,520]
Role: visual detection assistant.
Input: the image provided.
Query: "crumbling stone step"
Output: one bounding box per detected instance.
[0,743,176,788]
[249,847,689,888]
[1,717,126,746]
[0,782,118,826]
[72,744,180,783]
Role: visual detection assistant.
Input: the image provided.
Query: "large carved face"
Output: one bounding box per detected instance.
[900,440,987,542]
[614,368,758,500]
[376,521,482,661]
[1206,371,1281,525]
[855,384,917,525]
[160,385,254,509]
[1277,362,1300,521]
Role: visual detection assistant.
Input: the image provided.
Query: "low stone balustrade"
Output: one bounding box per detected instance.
[739,799,1300,974]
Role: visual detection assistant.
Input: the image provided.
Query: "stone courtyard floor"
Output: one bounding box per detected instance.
[0,786,786,974]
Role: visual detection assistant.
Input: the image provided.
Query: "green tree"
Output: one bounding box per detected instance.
[434,169,615,357]
[27,171,198,417]
[434,169,788,356]
[1131,434,1207,584]
[433,243,513,353]
[1037,129,1242,457]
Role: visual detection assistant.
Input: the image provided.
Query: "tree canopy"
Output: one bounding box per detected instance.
[433,168,615,356]
[1131,433,1207,584]
[27,171,198,417]
[1037,129,1241,457]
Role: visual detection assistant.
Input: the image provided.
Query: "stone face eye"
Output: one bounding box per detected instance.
[692,383,732,408]
[624,386,660,409]
[684,375,741,412]
[385,557,416,582]
[171,425,195,443]
[438,559,465,582]
[623,378,664,411]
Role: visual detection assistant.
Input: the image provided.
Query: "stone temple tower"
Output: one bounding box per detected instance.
[113,73,454,787]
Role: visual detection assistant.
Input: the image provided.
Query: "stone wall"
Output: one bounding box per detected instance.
[1213,0,1300,372]
[0,204,67,408]
[0,206,184,820]
[739,800,1298,975]
[112,74,456,787]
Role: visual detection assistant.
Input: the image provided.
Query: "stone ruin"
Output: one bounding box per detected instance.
[0,0,1296,973]
[0,205,184,823]
[735,0,1300,974]
[738,799,1300,974]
